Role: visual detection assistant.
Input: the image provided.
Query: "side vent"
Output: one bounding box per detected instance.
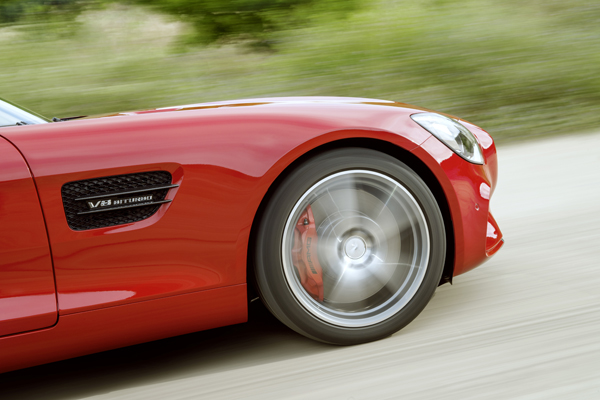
[61,171,177,231]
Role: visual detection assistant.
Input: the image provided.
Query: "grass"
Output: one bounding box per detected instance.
[2,0,600,143]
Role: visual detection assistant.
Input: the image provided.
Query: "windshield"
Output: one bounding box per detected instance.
[0,98,49,128]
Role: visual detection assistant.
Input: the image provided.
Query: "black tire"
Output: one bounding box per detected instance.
[254,148,445,344]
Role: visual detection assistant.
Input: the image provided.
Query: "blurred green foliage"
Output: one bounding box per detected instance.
[129,0,357,47]
[0,0,84,23]
[2,0,600,143]
[0,0,357,46]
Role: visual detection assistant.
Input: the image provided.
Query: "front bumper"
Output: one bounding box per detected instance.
[412,122,503,277]
[486,212,504,257]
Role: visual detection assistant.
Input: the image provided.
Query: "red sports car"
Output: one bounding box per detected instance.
[0,96,503,373]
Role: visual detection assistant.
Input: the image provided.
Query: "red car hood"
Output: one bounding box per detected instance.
[80,97,435,120]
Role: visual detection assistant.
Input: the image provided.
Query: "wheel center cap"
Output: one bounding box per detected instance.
[344,236,367,260]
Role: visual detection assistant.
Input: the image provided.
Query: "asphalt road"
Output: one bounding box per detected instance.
[3,132,600,399]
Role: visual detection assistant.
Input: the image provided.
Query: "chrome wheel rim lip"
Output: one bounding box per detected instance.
[281,169,431,328]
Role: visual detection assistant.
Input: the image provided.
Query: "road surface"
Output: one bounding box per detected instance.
[3,132,600,399]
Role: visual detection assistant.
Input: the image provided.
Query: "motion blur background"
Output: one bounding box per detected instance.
[2,0,600,143]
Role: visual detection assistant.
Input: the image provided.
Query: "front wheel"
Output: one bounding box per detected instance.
[254,148,445,344]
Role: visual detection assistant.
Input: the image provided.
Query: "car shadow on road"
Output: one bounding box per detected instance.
[0,301,333,400]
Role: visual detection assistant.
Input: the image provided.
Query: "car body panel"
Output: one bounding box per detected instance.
[0,137,57,337]
[0,100,432,315]
[0,96,503,372]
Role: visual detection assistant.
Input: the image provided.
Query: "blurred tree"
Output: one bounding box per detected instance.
[1,0,358,49]
[128,0,358,48]
[0,0,84,24]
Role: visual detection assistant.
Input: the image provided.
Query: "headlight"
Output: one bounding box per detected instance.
[411,112,484,164]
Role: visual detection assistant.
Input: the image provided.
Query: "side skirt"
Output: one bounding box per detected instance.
[0,284,247,373]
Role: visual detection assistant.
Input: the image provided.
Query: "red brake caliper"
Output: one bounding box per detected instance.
[291,205,324,302]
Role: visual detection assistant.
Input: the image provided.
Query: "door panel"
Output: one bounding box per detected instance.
[2,118,251,315]
[0,137,57,337]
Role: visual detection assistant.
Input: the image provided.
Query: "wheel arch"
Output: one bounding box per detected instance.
[246,137,455,300]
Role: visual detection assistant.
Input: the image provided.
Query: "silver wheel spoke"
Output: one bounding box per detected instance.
[282,170,430,327]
